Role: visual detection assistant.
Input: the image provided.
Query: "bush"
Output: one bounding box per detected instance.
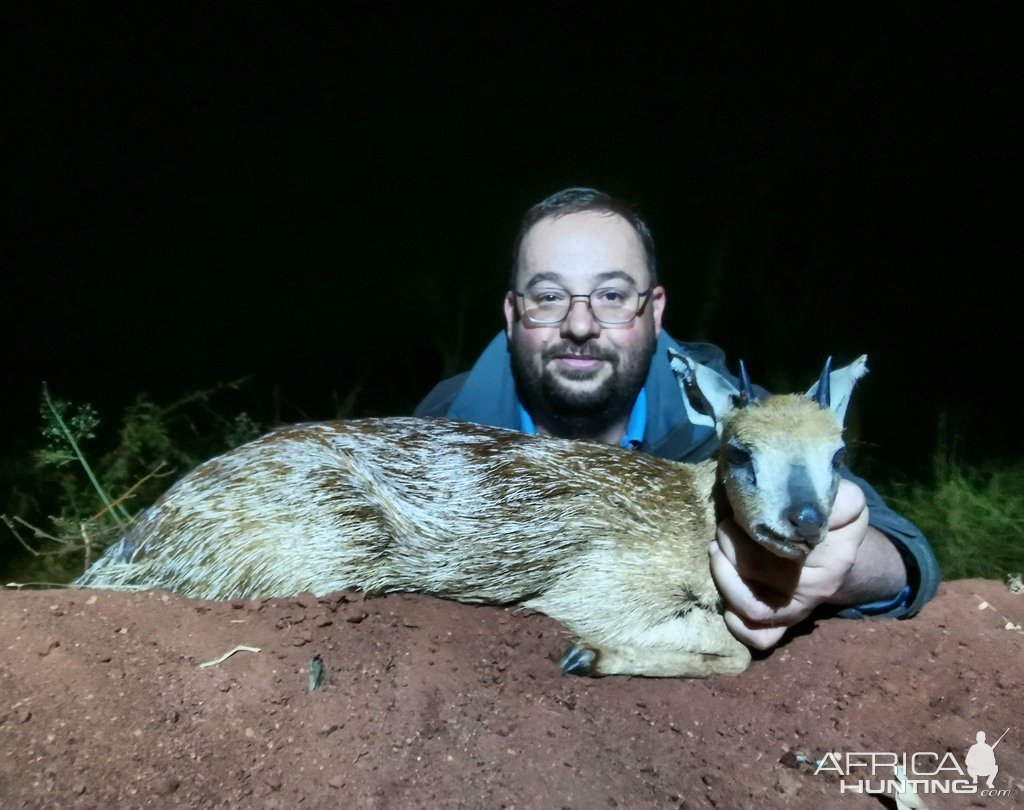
[2,382,263,586]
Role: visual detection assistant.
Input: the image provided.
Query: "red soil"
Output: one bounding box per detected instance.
[1,579,1021,809]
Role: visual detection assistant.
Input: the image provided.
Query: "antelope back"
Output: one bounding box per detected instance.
[76,417,717,600]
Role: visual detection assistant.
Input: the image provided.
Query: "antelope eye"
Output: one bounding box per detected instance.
[832,447,847,468]
[726,442,752,466]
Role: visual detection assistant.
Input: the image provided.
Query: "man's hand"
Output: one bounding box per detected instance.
[709,479,902,650]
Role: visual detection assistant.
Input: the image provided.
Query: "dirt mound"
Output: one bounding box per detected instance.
[1,579,1021,809]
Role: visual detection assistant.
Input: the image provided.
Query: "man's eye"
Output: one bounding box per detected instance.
[595,288,628,304]
[533,290,567,305]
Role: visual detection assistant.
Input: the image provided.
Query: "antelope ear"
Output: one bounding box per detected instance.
[668,348,740,435]
[804,354,868,425]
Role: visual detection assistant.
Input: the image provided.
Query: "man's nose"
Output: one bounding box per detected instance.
[560,299,602,341]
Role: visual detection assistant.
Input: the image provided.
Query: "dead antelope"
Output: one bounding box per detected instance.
[75,350,868,678]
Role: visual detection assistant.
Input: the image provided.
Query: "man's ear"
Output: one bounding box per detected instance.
[503,292,517,339]
[649,286,666,338]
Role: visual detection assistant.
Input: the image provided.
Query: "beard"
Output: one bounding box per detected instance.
[509,329,656,441]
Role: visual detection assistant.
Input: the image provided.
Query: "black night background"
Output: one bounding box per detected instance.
[2,5,1020,575]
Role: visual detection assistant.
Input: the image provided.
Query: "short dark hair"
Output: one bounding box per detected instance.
[509,187,658,291]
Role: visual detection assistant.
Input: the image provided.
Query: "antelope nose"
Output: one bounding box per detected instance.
[786,503,826,541]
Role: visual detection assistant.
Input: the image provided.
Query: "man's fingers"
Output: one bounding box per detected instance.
[723,610,787,650]
[804,505,870,574]
[829,479,868,529]
[709,543,769,621]
[709,540,810,626]
[714,520,802,594]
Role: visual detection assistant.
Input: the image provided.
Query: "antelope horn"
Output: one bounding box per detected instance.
[814,356,833,409]
[738,360,756,406]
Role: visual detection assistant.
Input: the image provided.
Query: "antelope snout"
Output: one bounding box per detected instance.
[785,502,827,543]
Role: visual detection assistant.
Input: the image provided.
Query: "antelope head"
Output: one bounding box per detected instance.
[669,349,868,560]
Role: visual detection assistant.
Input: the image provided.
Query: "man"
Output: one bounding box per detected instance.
[415,187,940,650]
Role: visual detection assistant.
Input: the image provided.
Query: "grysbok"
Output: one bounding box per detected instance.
[76,350,868,678]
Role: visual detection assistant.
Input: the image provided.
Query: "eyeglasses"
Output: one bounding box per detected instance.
[514,286,653,326]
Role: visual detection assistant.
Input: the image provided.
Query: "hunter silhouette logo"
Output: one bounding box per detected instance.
[815,728,1013,798]
[966,729,1008,790]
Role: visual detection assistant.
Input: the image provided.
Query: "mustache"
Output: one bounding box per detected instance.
[542,343,617,364]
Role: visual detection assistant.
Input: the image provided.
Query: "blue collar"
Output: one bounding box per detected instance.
[517,387,648,450]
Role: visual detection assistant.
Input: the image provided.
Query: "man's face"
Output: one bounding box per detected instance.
[503,211,666,435]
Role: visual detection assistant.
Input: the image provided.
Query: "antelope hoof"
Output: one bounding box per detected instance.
[560,644,597,676]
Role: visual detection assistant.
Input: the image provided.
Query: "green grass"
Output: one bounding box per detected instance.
[884,451,1024,582]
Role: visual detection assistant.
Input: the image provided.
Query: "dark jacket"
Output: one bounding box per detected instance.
[415,330,941,619]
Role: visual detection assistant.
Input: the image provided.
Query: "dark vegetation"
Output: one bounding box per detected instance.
[2,382,265,585]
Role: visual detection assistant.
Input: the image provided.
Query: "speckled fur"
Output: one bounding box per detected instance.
[75,415,755,676]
